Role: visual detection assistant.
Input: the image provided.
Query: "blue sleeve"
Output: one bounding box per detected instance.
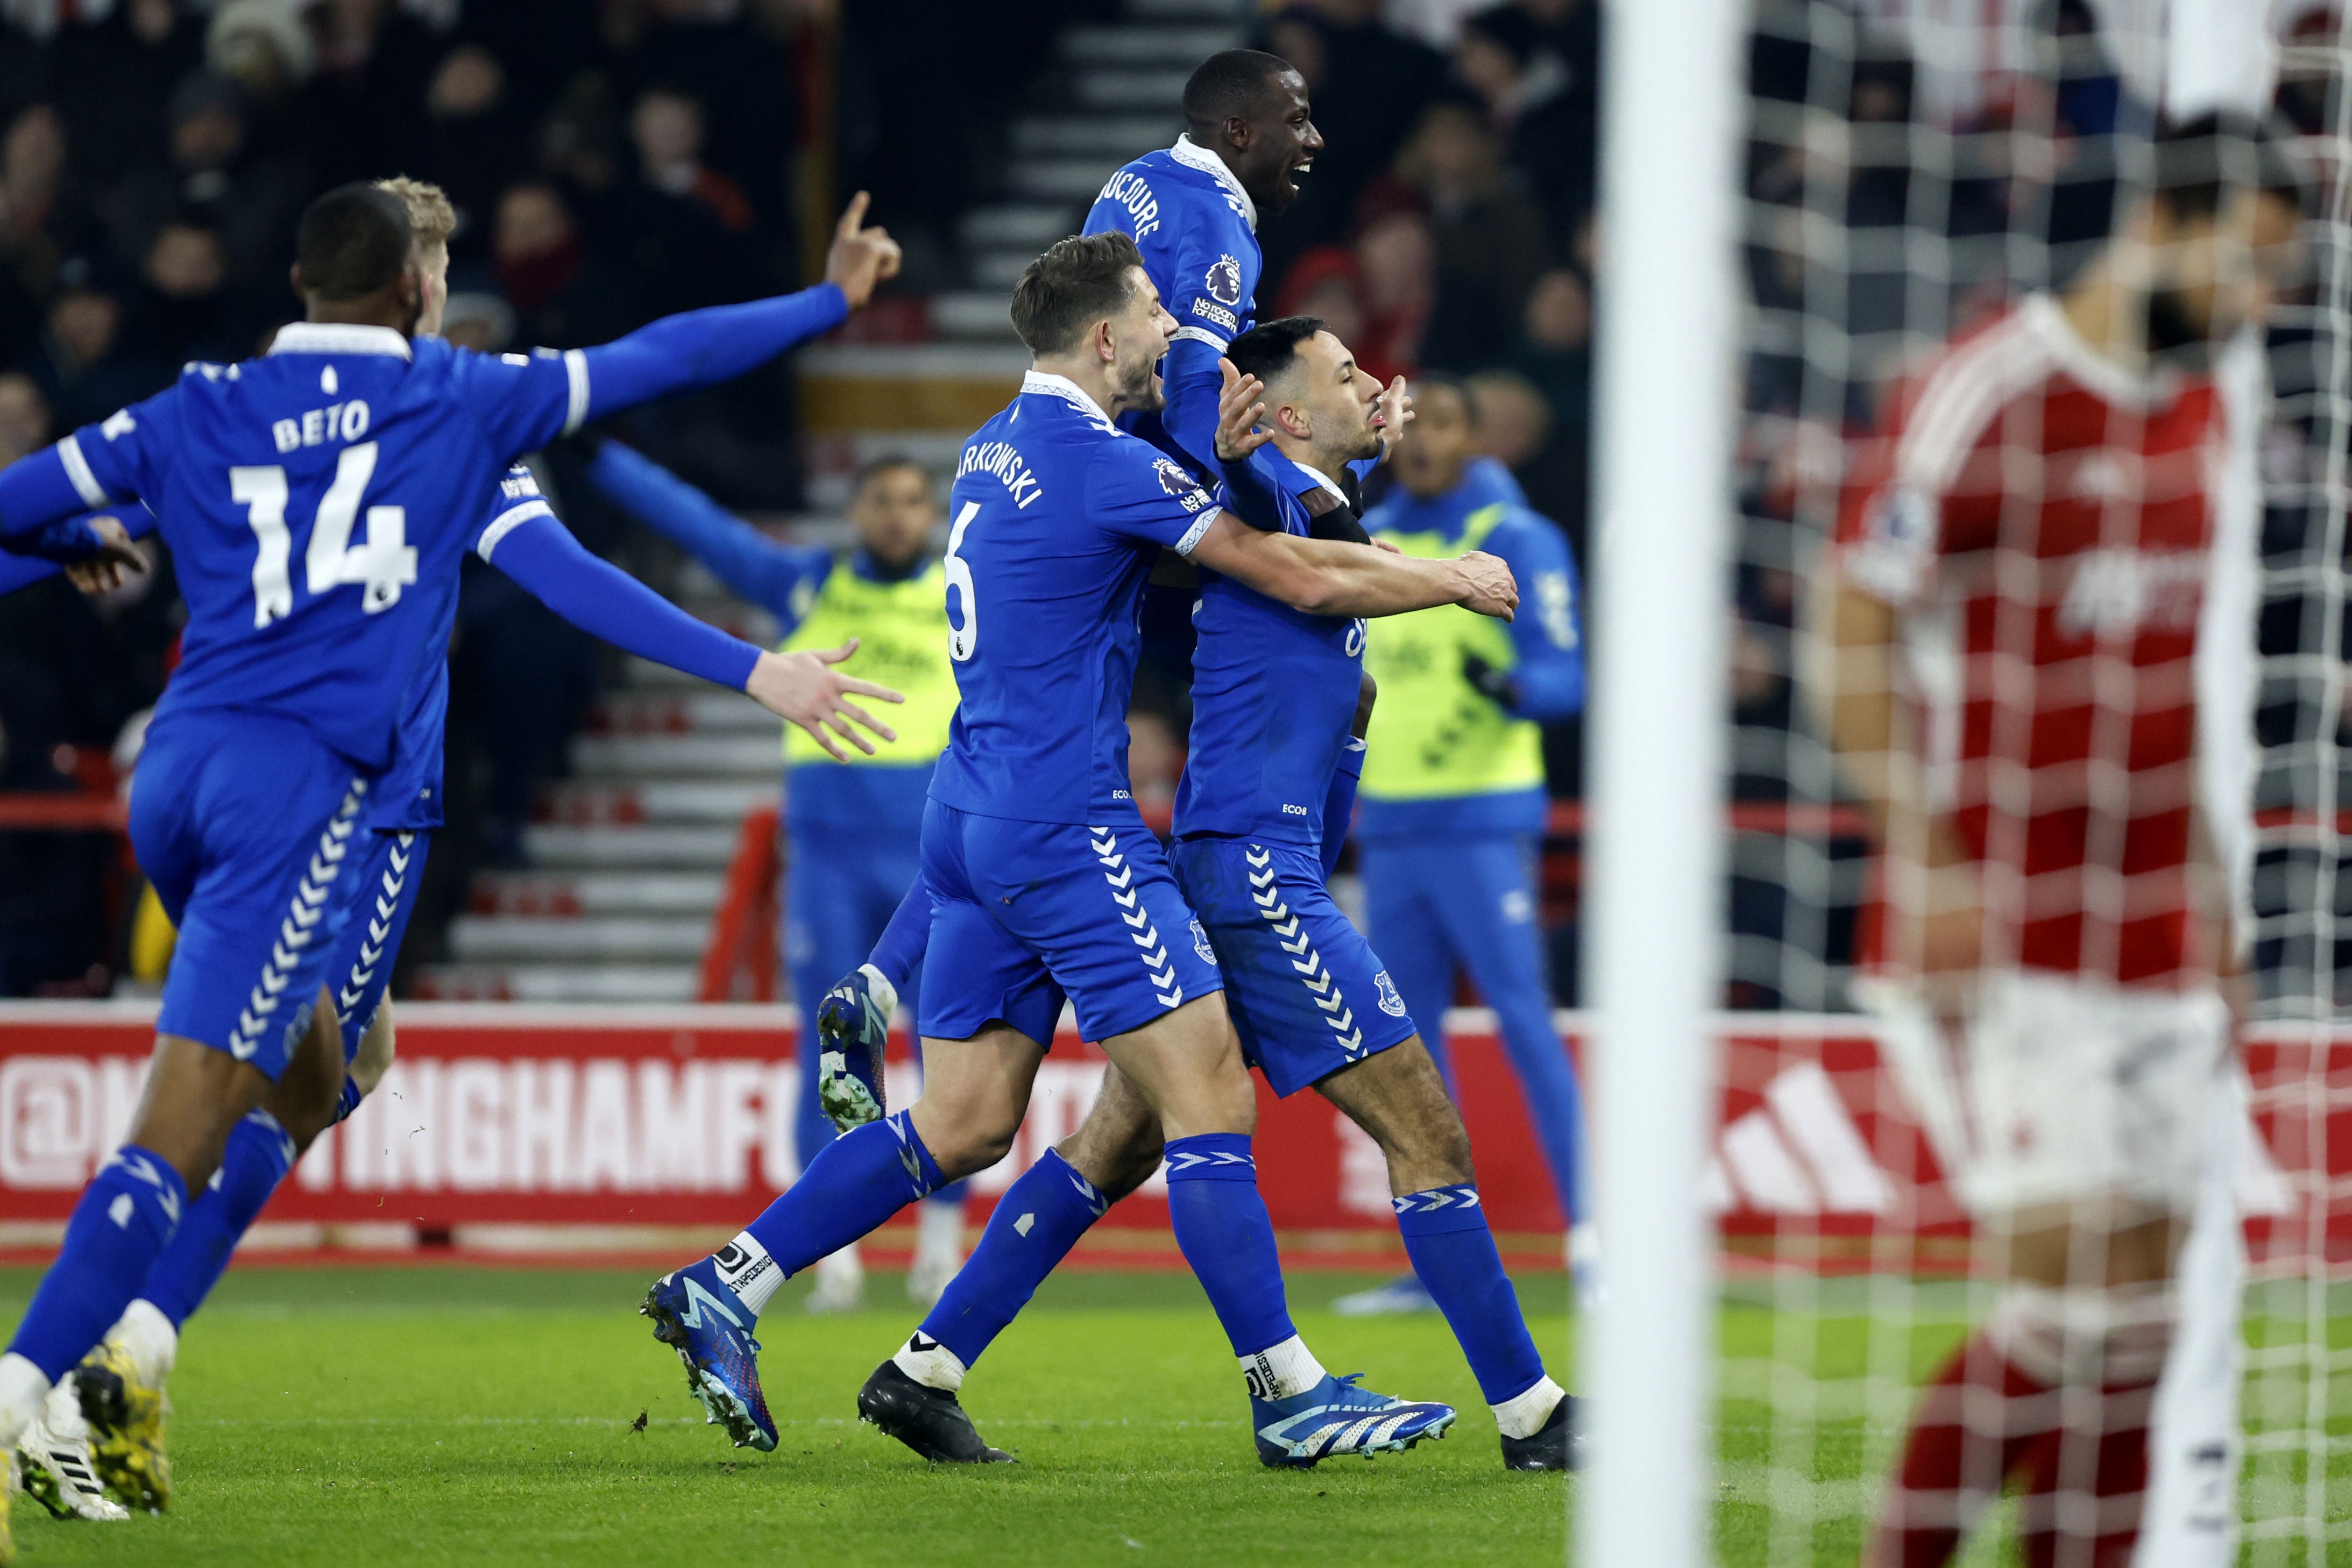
[482,509,763,691]
[587,442,830,630]
[1089,439,1220,554]
[0,506,158,587]
[0,387,180,543]
[1496,512,1585,720]
[580,285,848,423]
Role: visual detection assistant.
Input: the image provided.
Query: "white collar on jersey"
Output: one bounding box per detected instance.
[1022,370,1113,425]
[1170,133,1257,235]
[268,322,413,359]
[2019,292,2180,409]
[1291,459,1350,507]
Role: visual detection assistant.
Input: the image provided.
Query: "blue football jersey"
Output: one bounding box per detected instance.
[927,372,1220,826]
[1174,469,1365,849]
[61,323,586,770]
[367,465,558,831]
[1085,137,1261,358]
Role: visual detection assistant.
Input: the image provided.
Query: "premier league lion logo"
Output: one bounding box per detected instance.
[1374,970,1408,1017]
[1206,254,1244,308]
[1152,457,1207,509]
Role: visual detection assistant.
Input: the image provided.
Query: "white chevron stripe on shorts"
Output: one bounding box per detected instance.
[1093,826,1182,1009]
[336,830,415,1017]
[228,778,367,1062]
[1245,845,1364,1059]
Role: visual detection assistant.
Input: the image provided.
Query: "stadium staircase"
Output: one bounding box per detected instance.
[414,0,1250,1004]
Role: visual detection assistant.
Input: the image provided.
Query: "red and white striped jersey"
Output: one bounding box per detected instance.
[1835,293,2230,986]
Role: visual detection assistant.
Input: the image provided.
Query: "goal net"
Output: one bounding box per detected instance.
[1586,1,2344,1563]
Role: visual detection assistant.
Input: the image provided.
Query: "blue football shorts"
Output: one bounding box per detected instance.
[1170,836,1418,1097]
[129,709,374,1079]
[917,800,1223,1046]
[325,827,430,1061]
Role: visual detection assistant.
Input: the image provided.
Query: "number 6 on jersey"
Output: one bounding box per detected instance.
[944,498,980,661]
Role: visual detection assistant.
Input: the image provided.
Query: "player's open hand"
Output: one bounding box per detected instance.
[824,192,903,310]
[746,641,904,761]
[65,515,147,595]
[1453,549,1517,621]
[1215,358,1273,462]
[1373,375,1413,460]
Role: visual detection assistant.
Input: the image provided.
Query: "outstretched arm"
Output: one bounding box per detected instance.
[0,507,154,596]
[586,441,831,628]
[485,511,902,761]
[1186,509,1517,620]
[577,194,899,423]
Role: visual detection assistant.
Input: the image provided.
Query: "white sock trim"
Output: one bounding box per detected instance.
[857,963,898,1018]
[117,1298,179,1385]
[1493,1375,1566,1439]
[0,1353,53,1451]
[894,1331,967,1393]
[712,1233,785,1318]
[1239,1334,1327,1402]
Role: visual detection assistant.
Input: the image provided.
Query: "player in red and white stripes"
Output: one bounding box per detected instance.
[1817,113,2307,1567]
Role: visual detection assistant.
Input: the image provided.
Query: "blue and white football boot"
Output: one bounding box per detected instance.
[1251,1373,1455,1468]
[639,1258,778,1452]
[814,964,896,1134]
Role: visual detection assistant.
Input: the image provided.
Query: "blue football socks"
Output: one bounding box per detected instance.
[9,1146,188,1380]
[1163,1133,1297,1359]
[868,879,932,995]
[1394,1184,1545,1406]
[918,1150,1108,1369]
[714,1110,944,1319]
[138,1109,297,1329]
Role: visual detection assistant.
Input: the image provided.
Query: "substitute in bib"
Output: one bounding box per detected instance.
[584,443,967,1311]
[1346,372,1592,1315]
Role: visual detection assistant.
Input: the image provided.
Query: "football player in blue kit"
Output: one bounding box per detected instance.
[639,231,1520,1470]
[854,319,1578,1473]
[12,176,919,1517]
[0,182,908,1546]
[1082,49,1375,524]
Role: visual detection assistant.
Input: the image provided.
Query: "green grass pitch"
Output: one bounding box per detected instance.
[0,1265,2342,1566]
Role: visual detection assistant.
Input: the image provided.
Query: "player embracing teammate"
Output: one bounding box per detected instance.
[1820,115,2306,1567]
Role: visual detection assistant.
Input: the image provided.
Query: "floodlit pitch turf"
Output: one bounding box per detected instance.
[0,1262,1573,1567]
[2,1267,2344,1566]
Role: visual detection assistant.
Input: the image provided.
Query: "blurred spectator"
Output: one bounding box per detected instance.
[300,0,443,190]
[0,105,89,366]
[16,272,160,432]
[1454,4,1593,251]
[1252,1,1446,300]
[98,73,308,307]
[1511,267,1590,547]
[491,181,630,347]
[132,219,252,366]
[1373,98,1552,367]
[1354,209,1435,383]
[204,0,317,117]
[46,0,206,188]
[598,85,763,323]
[601,0,796,236]
[410,44,532,256]
[0,370,49,463]
[1272,207,1437,386]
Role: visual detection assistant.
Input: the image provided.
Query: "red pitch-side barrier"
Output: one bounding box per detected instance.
[0,1003,2342,1272]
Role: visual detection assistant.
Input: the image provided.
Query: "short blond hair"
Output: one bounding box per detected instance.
[375,175,455,260]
